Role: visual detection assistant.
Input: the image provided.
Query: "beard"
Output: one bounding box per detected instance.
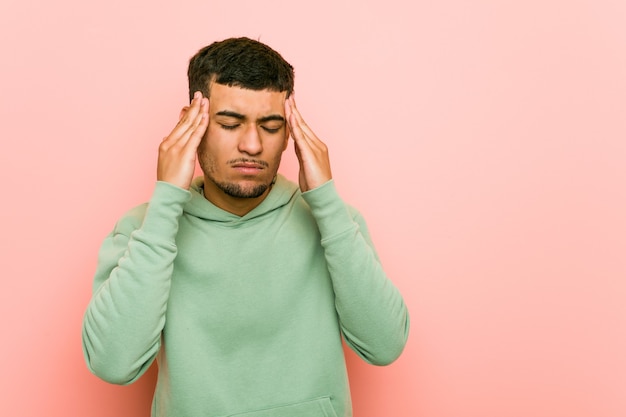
[210,178,270,199]
[197,146,280,199]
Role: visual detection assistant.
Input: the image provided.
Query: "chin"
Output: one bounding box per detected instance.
[217,180,270,199]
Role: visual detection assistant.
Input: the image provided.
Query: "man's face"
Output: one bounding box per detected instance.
[197,83,289,201]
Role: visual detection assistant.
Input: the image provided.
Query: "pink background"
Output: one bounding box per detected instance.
[1,1,625,416]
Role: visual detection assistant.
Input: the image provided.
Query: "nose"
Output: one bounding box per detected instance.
[237,124,263,156]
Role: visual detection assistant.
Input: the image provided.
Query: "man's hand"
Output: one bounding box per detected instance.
[285,95,332,192]
[157,91,209,190]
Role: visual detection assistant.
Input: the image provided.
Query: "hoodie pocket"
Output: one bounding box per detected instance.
[221,396,339,417]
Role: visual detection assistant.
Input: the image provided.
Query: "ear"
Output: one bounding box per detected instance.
[179,106,190,120]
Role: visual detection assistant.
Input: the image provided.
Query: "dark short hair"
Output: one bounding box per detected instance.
[187,37,294,102]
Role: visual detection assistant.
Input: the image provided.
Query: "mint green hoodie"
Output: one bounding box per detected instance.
[82,175,409,417]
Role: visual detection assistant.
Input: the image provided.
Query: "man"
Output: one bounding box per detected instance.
[82,37,409,417]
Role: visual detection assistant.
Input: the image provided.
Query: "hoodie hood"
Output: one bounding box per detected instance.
[184,174,300,223]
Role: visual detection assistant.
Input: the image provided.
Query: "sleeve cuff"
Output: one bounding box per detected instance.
[139,181,191,236]
[301,180,357,240]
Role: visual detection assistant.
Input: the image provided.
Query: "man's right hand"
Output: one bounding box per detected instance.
[157,91,209,190]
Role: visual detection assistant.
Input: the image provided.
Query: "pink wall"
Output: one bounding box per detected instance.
[1,1,625,416]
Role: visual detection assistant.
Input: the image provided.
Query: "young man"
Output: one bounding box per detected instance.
[82,37,409,417]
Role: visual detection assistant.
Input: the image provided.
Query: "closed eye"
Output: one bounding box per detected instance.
[262,126,282,134]
[220,124,240,130]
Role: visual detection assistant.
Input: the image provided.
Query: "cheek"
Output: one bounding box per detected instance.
[199,125,224,155]
[196,137,216,173]
[205,120,225,140]
[266,136,288,157]
[272,140,288,164]
[282,135,289,151]
[196,136,208,157]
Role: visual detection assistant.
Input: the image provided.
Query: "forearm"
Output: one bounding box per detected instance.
[82,182,190,384]
[302,181,410,365]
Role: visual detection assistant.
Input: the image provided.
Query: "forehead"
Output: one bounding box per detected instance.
[209,82,286,116]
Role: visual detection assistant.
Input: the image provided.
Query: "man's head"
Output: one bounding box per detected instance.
[186,38,295,215]
[188,37,294,102]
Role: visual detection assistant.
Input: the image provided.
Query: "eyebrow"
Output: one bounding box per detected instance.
[215,110,245,120]
[258,115,286,123]
[215,110,285,123]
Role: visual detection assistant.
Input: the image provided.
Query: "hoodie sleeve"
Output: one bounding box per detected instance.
[81,181,191,384]
[301,180,410,365]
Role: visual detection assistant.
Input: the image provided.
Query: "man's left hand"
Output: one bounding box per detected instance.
[285,95,333,192]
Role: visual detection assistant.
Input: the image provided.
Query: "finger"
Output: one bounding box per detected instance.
[284,96,292,123]
[288,96,310,132]
[289,97,330,162]
[287,97,308,140]
[163,92,205,148]
[288,109,310,150]
[177,92,206,140]
[184,98,209,151]
[285,99,294,138]
[288,97,320,147]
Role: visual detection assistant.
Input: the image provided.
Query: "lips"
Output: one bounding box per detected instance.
[232,162,265,169]
[230,160,267,175]
[229,158,268,171]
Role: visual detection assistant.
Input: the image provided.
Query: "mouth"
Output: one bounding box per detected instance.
[229,158,268,175]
